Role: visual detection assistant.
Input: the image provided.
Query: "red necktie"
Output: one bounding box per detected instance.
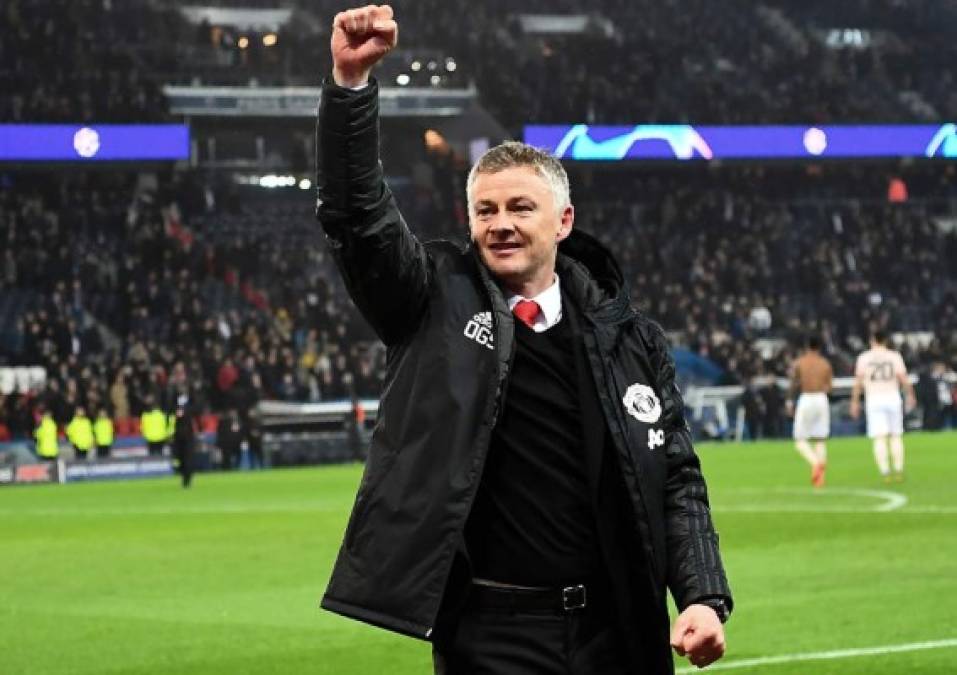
[513,300,542,329]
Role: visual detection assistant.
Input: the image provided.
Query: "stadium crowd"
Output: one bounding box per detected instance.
[0,172,383,443]
[1,162,955,443]
[3,0,956,130]
[0,0,167,123]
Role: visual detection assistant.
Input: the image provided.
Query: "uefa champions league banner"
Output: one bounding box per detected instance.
[0,124,190,161]
[524,124,957,161]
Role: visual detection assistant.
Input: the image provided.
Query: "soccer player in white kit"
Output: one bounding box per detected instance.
[850,331,917,482]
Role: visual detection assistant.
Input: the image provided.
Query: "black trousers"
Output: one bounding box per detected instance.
[432,595,632,674]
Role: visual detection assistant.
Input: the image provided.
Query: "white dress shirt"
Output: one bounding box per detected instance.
[506,275,563,333]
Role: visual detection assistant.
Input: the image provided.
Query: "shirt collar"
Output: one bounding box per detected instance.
[506,275,562,331]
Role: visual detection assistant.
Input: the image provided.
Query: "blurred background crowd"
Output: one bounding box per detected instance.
[1,0,955,446]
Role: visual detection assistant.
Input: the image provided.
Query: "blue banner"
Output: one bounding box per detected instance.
[524,123,957,161]
[0,124,190,161]
[64,458,174,482]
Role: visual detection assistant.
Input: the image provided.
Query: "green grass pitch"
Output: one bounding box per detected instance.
[2,431,956,674]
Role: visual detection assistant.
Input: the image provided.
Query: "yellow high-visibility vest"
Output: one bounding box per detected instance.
[94,416,114,446]
[141,409,168,443]
[34,415,59,458]
[66,415,95,451]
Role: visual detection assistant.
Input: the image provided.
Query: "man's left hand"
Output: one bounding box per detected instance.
[670,604,726,669]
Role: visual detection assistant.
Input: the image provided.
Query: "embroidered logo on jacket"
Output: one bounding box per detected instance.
[623,383,662,424]
[464,312,494,350]
[647,428,665,450]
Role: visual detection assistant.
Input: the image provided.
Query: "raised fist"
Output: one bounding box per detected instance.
[331,4,398,88]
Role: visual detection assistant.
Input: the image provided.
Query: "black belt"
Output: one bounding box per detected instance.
[468,582,596,614]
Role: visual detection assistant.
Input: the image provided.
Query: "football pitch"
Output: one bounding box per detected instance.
[2,432,955,674]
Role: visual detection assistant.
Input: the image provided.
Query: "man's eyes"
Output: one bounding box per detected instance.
[476,203,534,216]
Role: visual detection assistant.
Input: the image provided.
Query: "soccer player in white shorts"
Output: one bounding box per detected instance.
[787,336,833,487]
[850,331,917,482]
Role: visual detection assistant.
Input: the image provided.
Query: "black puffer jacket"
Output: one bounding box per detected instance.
[316,79,732,661]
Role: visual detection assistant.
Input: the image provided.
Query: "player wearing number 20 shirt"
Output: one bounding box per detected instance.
[851,330,917,481]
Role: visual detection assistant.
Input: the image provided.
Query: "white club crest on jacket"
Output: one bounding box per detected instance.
[623,383,662,424]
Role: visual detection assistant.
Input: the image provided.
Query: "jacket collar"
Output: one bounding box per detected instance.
[556,229,634,325]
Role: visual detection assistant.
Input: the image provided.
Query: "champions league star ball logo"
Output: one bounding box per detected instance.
[622,383,662,424]
[73,127,101,158]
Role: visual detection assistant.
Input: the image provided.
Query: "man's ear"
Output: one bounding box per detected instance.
[556,204,574,243]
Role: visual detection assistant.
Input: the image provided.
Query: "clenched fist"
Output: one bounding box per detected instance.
[331,4,398,88]
[670,603,727,669]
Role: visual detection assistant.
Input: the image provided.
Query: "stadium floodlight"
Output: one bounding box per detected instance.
[263,33,278,47]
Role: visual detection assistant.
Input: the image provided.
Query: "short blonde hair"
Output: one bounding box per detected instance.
[466,142,571,215]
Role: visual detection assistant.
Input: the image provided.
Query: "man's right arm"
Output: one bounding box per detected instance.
[317,5,430,346]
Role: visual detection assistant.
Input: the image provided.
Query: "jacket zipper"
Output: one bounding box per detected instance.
[425,267,516,637]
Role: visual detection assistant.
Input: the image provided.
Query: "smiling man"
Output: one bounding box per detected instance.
[316,5,733,674]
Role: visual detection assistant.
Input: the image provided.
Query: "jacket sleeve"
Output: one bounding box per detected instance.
[648,321,734,614]
[315,78,432,346]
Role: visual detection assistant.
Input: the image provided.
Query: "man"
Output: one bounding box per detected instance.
[93,408,114,459]
[215,408,243,470]
[66,406,94,461]
[786,336,833,487]
[317,6,732,674]
[170,388,200,488]
[245,406,265,469]
[141,397,168,457]
[34,408,59,462]
[850,330,917,482]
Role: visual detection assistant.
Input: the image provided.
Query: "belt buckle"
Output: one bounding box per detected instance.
[562,584,587,611]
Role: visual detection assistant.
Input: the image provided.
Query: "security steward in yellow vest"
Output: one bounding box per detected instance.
[141,403,168,457]
[94,409,114,459]
[66,407,95,460]
[34,411,59,461]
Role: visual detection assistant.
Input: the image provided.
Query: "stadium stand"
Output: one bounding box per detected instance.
[1,1,955,446]
[5,1,956,127]
[2,162,955,442]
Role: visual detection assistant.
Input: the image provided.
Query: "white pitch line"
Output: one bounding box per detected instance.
[676,637,957,673]
[715,506,957,514]
[712,487,908,514]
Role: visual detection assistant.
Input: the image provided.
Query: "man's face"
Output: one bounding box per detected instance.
[469,166,573,296]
